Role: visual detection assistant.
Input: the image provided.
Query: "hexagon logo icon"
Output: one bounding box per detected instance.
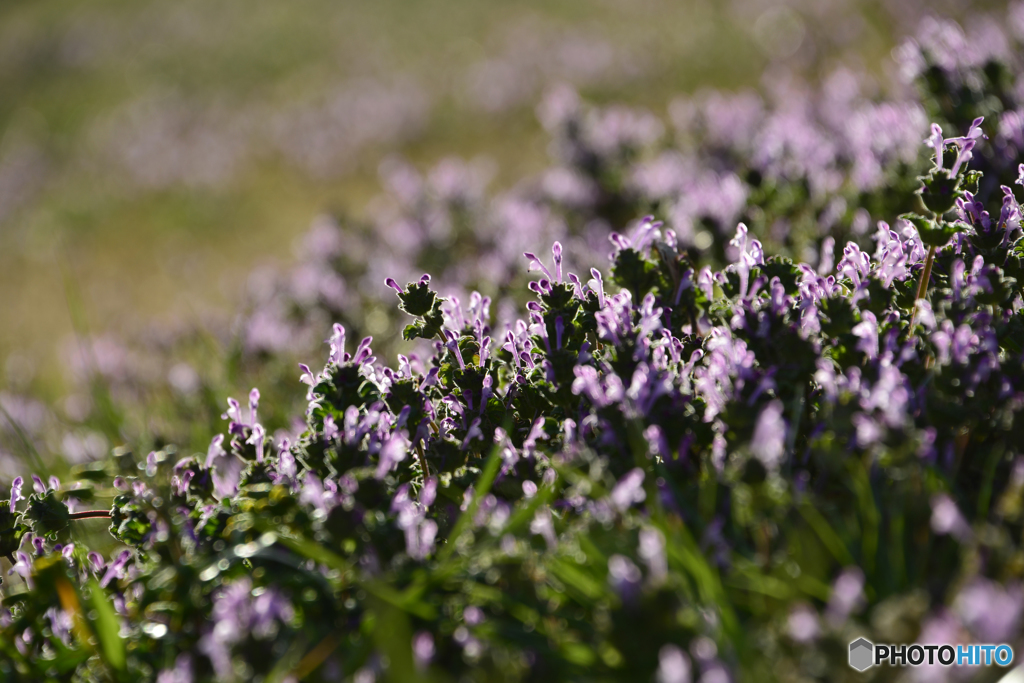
[849,638,874,672]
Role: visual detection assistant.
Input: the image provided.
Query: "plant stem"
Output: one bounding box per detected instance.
[68,510,111,521]
[416,443,430,478]
[909,245,936,330]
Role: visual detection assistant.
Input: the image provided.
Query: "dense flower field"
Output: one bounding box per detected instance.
[5,5,1024,682]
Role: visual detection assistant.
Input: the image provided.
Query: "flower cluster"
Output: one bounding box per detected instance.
[3,104,1024,679]
[53,5,1024,459]
[5,4,1024,682]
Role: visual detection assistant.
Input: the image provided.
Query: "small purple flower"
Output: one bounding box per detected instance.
[156,654,193,683]
[322,415,339,441]
[523,251,554,281]
[248,389,260,425]
[529,508,557,550]
[607,554,642,603]
[461,418,484,451]
[206,435,243,500]
[930,494,971,542]
[522,418,547,458]
[924,123,946,170]
[87,552,106,575]
[412,631,435,671]
[588,268,606,308]
[10,477,24,508]
[787,604,819,643]
[826,567,865,627]
[750,400,786,470]
[463,605,485,625]
[610,468,646,512]
[253,425,270,463]
[9,551,32,588]
[100,550,132,589]
[947,116,985,175]
[851,311,879,360]
[638,528,667,584]
[327,323,347,364]
[656,645,691,683]
[298,364,316,388]
[955,579,1023,643]
[375,434,409,479]
[204,434,224,468]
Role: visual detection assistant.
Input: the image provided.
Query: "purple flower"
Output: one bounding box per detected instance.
[728,224,764,299]
[246,423,266,463]
[8,551,32,588]
[100,550,132,589]
[947,116,985,175]
[522,417,547,459]
[87,552,105,574]
[156,655,193,683]
[750,400,786,470]
[588,268,606,308]
[610,468,646,512]
[391,485,438,560]
[529,508,557,550]
[838,242,871,289]
[656,645,692,683]
[930,494,971,542]
[412,631,435,671]
[639,528,667,584]
[787,605,819,643]
[523,251,554,281]
[826,567,865,626]
[924,123,946,170]
[299,473,336,517]
[9,477,24,508]
[221,389,260,431]
[851,311,879,360]
[326,323,347,364]
[375,434,408,479]
[199,578,293,681]
[298,363,316,388]
[206,435,243,500]
[607,554,642,603]
[954,579,1023,642]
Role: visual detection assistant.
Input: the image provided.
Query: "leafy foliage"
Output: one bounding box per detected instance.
[7,7,1024,683]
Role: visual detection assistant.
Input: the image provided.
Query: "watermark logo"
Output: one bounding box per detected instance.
[849,638,873,671]
[848,638,1014,671]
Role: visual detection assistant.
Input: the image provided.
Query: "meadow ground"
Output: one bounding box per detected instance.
[0,0,910,397]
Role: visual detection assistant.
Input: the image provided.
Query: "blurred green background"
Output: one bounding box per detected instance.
[0,0,949,397]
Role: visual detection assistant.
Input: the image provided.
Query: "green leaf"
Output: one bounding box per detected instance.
[900,212,963,248]
[501,475,560,537]
[255,526,352,573]
[87,579,126,673]
[797,501,854,566]
[397,280,439,317]
[437,438,504,563]
[24,491,70,537]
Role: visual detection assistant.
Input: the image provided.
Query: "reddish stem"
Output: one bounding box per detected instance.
[68,510,111,520]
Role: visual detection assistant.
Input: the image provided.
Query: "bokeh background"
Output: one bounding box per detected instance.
[0,0,978,399]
